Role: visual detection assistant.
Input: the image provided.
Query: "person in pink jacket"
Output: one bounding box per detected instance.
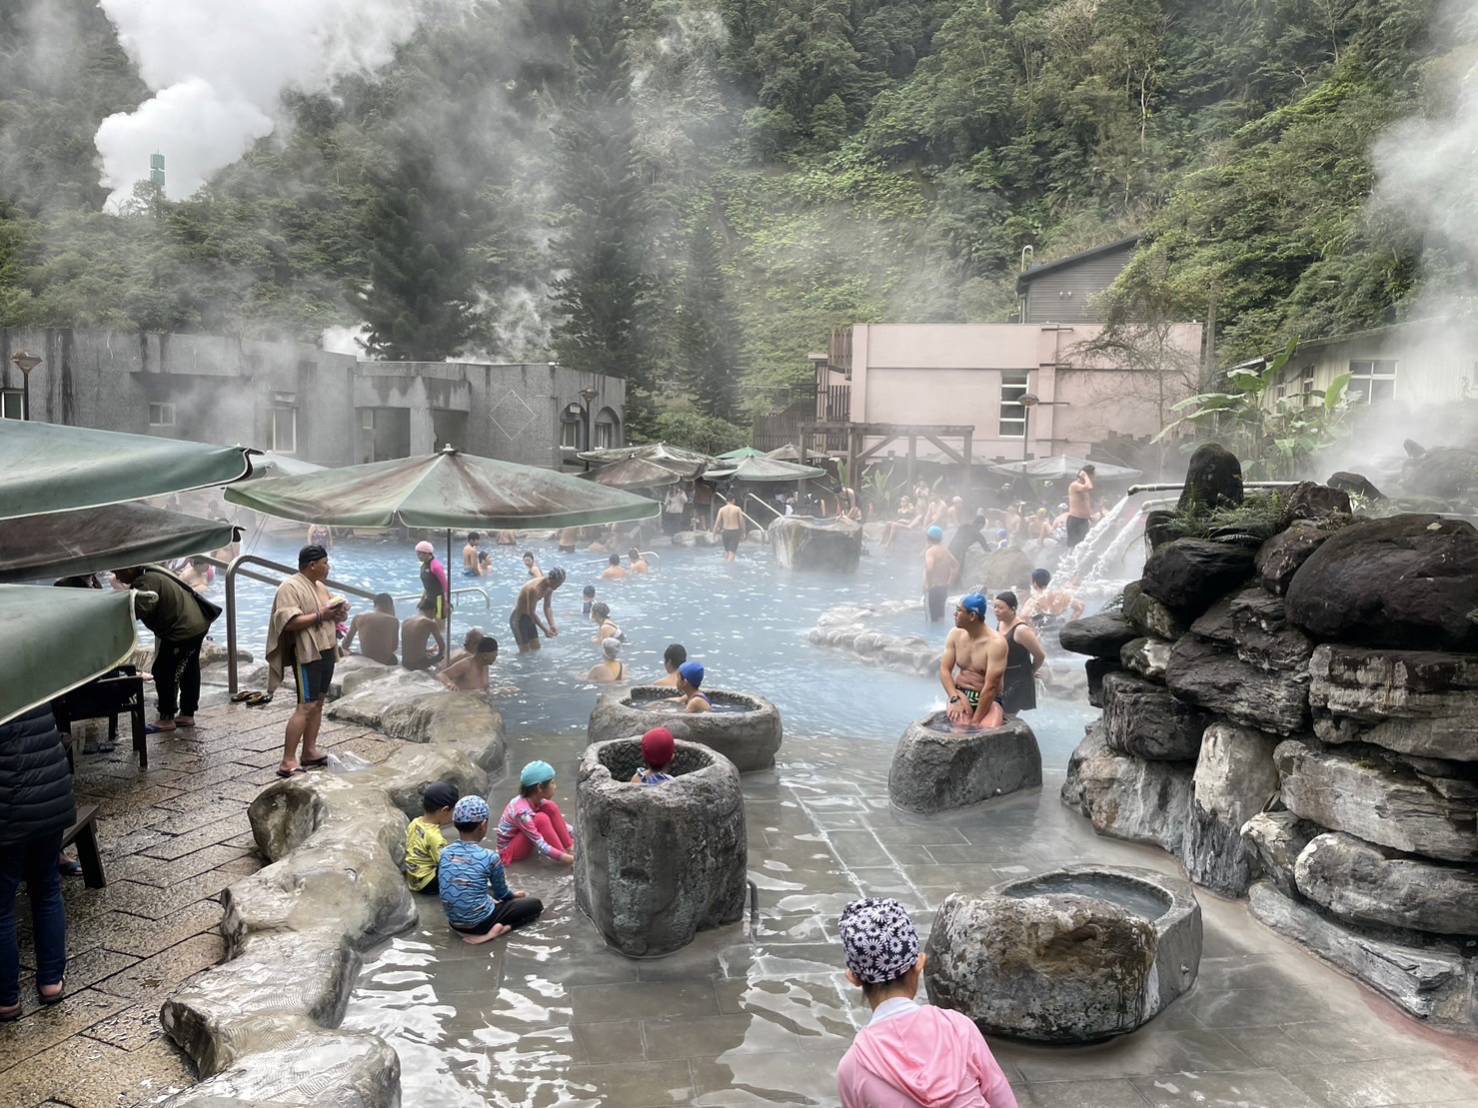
[836,897,1019,1108]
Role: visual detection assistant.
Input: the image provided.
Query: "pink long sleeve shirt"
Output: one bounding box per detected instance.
[837,999,1019,1108]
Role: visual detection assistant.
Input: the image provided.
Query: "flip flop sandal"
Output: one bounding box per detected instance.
[274,766,307,779]
[245,693,274,707]
[144,723,175,734]
[300,756,331,769]
[230,691,254,703]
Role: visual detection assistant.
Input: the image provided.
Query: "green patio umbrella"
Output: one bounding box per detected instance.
[702,455,826,482]
[577,442,712,478]
[988,454,1142,480]
[1,584,139,725]
[0,502,239,584]
[0,420,255,521]
[715,446,766,461]
[579,455,680,490]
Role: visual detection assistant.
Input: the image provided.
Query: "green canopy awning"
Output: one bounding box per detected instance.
[989,454,1142,480]
[579,455,680,490]
[224,446,661,528]
[715,446,766,461]
[0,421,255,521]
[703,455,826,482]
[577,442,712,478]
[1,584,139,725]
[0,503,239,584]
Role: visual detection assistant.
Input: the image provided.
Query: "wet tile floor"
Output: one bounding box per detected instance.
[343,731,1478,1108]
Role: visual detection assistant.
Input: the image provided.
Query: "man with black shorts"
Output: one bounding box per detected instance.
[713,499,745,562]
[508,567,565,654]
[266,544,347,778]
[1066,464,1095,547]
[922,525,958,623]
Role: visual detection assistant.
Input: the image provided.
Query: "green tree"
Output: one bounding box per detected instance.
[675,216,743,419]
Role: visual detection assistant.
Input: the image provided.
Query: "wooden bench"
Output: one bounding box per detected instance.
[52,667,148,769]
[61,804,105,888]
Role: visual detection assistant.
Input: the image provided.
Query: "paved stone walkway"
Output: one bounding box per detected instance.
[0,693,404,1108]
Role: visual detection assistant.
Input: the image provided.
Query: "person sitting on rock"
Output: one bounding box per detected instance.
[496,761,575,866]
[654,642,686,687]
[586,637,627,684]
[342,593,400,666]
[939,593,1005,728]
[672,661,711,713]
[631,727,676,785]
[600,553,627,581]
[404,781,458,895]
[401,599,446,670]
[835,897,1018,1108]
[438,637,499,692]
[438,796,543,945]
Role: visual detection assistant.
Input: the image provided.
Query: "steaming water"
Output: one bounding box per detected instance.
[220,533,1098,758]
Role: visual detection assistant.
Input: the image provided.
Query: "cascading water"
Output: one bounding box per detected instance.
[1054,490,1177,594]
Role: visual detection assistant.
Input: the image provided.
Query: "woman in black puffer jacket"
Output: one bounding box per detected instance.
[0,705,75,1018]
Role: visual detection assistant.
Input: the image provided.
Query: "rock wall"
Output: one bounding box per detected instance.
[1060,479,1478,1031]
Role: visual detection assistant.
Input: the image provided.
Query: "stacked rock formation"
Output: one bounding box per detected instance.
[1060,444,1478,1030]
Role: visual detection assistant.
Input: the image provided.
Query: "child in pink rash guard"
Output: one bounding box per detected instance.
[836,897,1018,1108]
[496,760,574,866]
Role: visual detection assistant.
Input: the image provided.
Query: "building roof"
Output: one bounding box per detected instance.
[1016,235,1141,291]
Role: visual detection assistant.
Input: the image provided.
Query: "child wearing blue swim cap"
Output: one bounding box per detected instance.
[674,660,711,713]
[495,760,576,866]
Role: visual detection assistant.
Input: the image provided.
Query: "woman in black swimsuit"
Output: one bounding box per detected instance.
[993,591,1046,715]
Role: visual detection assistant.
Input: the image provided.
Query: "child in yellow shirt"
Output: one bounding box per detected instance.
[405,782,459,894]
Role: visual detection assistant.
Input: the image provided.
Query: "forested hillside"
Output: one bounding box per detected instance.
[0,0,1459,445]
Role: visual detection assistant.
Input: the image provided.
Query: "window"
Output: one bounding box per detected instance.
[360,409,375,431]
[1299,364,1316,408]
[999,372,1029,437]
[270,406,297,454]
[594,407,620,449]
[148,402,175,427]
[1347,359,1397,405]
[0,389,22,420]
[560,402,583,449]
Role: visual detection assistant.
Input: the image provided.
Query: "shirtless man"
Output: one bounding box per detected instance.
[628,548,650,574]
[462,533,482,573]
[600,553,627,581]
[654,642,686,687]
[939,593,1007,727]
[401,601,447,670]
[342,593,401,665]
[557,527,578,554]
[509,567,565,654]
[1022,568,1085,625]
[1066,464,1095,548]
[438,638,498,692]
[443,627,484,668]
[922,526,959,623]
[713,499,746,563]
[522,550,540,579]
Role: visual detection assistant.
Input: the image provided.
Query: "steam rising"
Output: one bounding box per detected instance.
[93,0,425,205]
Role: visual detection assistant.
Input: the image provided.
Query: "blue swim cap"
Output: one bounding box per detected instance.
[960,593,988,619]
[678,661,705,688]
[520,760,556,788]
[452,795,490,824]
[927,526,944,541]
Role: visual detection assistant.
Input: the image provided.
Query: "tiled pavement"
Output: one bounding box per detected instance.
[1,693,406,1108]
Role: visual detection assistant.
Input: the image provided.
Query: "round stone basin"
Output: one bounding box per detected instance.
[574,737,747,957]
[924,865,1202,1043]
[587,685,782,772]
[888,710,1041,813]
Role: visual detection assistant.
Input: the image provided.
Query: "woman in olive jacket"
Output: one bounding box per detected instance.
[0,705,76,1018]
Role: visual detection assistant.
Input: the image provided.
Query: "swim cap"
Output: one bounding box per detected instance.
[926,526,944,541]
[423,781,460,811]
[995,528,1009,539]
[960,593,988,619]
[601,636,621,659]
[678,661,704,688]
[298,544,327,567]
[452,795,489,824]
[838,897,920,985]
[642,727,675,770]
[520,760,556,788]
[415,540,435,555]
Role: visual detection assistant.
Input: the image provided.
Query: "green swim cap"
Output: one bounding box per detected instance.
[520,760,556,788]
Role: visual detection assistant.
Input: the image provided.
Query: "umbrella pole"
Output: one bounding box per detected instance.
[445,528,453,665]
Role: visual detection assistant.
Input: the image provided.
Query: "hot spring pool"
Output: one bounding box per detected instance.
[210,532,1097,758]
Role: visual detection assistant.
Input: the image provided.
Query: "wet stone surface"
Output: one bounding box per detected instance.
[341,730,1478,1108]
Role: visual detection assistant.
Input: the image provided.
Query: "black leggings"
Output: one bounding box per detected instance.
[153,633,205,718]
[453,896,544,935]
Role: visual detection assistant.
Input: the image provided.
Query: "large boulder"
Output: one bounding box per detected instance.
[1309,644,1478,762]
[1280,480,1351,524]
[1247,881,1478,1030]
[1101,672,1208,762]
[1293,831,1478,936]
[769,516,863,572]
[1240,811,1320,898]
[1165,633,1309,735]
[588,686,782,772]
[1217,587,1316,674]
[1058,612,1137,659]
[888,713,1042,813]
[1285,514,1478,651]
[1084,657,1120,708]
[1274,739,1478,863]
[1182,723,1281,896]
[159,1030,399,1108]
[924,867,1201,1043]
[1400,442,1478,499]
[1177,443,1244,513]
[981,546,1033,591]
[1141,539,1255,618]
[575,737,747,957]
[1122,582,1185,640]
[1255,520,1340,595]
[1327,471,1384,500]
[1061,726,1192,854]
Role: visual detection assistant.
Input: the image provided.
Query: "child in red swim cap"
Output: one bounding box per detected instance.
[631,728,676,786]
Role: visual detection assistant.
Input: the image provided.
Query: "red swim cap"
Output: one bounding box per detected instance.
[641,727,675,770]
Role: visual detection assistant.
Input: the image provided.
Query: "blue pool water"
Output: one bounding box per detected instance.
[215,531,1097,759]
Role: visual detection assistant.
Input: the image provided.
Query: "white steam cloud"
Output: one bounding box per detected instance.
[94,0,425,206]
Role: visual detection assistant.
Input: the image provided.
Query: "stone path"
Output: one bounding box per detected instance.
[1,694,404,1108]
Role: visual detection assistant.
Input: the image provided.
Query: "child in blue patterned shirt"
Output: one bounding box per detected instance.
[437,796,544,944]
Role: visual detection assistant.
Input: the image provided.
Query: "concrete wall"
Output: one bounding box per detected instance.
[847,322,1203,463]
[0,328,625,469]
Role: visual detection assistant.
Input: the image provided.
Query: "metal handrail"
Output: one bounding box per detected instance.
[393,586,491,611]
[224,554,382,696]
[1126,481,1299,495]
